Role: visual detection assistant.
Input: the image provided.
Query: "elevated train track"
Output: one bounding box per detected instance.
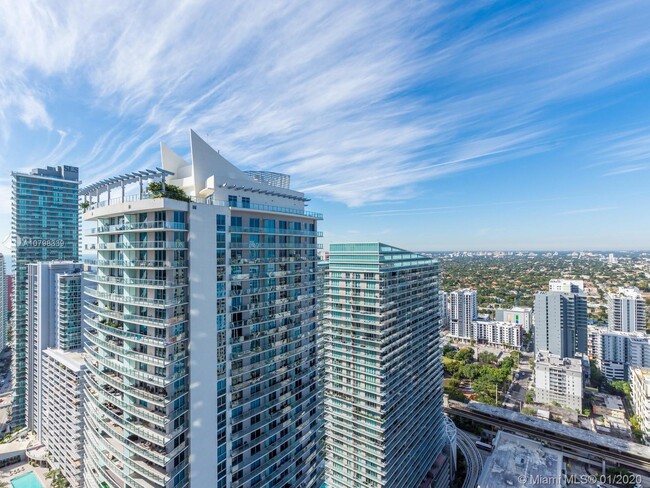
[446,400,650,474]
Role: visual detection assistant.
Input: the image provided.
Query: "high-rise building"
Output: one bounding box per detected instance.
[7,274,14,315]
[495,306,532,332]
[26,261,85,486]
[449,288,477,339]
[534,291,587,359]
[322,243,448,488]
[11,165,80,427]
[81,130,323,488]
[439,290,449,329]
[608,287,646,333]
[0,254,6,347]
[548,279,584,294]
[591,329,650,381]
[534,351,585,411]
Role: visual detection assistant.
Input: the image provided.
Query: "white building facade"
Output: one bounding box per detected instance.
[0,254,6,347]
[548,279,584,293]
[81,130,323,488]
[472,320,522,348]
[495,306,532,333]
[534,351,584,411]
[591,329,650,381]
[608,287,646,333]
[449,288,477,339]
[42,349,86,487]
[631,367,650,443]
[26,261,85,486]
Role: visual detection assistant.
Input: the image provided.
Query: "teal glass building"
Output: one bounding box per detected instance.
[11,165,80,427]
[322,243,448,487]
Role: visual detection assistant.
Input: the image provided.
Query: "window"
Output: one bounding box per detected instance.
[216,214,226,232]
[228,195,238,207]
[242,197,250,208]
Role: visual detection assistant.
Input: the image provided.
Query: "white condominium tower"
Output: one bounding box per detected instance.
[449,288,477,339]
[322,243,449,488]
[0,254,6,347]
[26,261,85,486]
[608,287,646,333]
[81,130,323,488]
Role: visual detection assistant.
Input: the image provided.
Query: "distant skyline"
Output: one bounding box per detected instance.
[1,1,650,251]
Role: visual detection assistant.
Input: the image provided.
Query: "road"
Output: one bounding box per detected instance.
[456,429,481,488]
[503,353,533,411]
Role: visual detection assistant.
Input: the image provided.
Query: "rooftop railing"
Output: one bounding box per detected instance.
[83,192,323,219]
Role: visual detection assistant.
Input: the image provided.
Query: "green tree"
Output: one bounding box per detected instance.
[147,181,191,202]
[525,391,535,404]
[46,469,70,488]
[444,385,468,403]
[589,360,604,388]
[609,380,631,399]
[454,347,475,364]
[442,344,457,359]
[442,357,461,376]
[478,351,498,365]
[500,357,515,371]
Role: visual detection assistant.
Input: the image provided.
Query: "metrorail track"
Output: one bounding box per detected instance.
[445,406,650,473]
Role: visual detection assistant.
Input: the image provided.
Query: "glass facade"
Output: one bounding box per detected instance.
[322,243,446,488]
[12,166,79,427]
[224,210,323,488]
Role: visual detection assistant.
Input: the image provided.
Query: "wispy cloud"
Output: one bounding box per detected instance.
[0,0,649,208]
[561,206,618,215]
[587,128,650,176]
[358,196,578,217]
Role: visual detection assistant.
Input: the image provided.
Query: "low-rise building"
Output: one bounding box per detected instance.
[592,393,626,420]
[473,320,522,348]
[448,319,522,348]
[495,306,532,332]
[534,351,585,412]
[631,367,650,443]
[476,431,563,488]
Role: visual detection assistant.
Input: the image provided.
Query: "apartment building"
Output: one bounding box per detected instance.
[449,288,477,339]
[322,243,448,488]
[81,130,323,488]
[12,165,80,427]
[608,287,647,333]
[534,351,585,411]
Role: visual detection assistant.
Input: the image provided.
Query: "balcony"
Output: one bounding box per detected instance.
[89,220,188,234]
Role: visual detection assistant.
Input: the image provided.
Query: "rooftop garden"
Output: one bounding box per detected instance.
[147,181,191,202]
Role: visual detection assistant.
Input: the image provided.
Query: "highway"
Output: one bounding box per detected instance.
[446,403,650,474]
[456,429,481,488]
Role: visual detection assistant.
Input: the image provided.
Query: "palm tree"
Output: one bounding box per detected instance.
[45,469,70,488]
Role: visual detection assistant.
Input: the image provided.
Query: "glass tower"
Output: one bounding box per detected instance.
[11,165,80,427]
[322,243,447,488]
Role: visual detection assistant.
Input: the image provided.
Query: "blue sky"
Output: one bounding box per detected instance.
[1,1,649,252]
